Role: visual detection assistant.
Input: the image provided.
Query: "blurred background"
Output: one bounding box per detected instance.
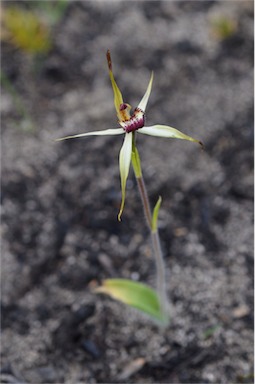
[1,1,253,383]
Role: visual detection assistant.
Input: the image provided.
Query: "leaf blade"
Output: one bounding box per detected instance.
[96,278,169,323]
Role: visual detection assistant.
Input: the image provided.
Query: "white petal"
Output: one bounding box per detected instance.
[138,125,202,145]
[137,72,154,112]
[118,132,132,221]
[56,128,124,141]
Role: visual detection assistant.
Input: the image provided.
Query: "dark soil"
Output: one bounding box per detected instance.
[1,1,253,383]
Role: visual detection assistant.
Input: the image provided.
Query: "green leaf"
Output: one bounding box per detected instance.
[151,196,162,232]
[2,6,51,54]
[203,324,221,339]
[96,278,169,324]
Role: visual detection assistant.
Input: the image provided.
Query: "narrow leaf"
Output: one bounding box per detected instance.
[151,196,162,232]
[96,278,168,323]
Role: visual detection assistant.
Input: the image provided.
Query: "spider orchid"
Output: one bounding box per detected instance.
[57,50,202,221]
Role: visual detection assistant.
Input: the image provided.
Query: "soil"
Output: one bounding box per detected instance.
[1,1,254,383]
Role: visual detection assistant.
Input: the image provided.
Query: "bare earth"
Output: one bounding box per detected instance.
[1,1,253,383]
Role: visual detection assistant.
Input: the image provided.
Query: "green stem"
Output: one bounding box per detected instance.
[131,133,169,320]
[1,70,27,117]
[151,229,168,318]
[136,176,152,229]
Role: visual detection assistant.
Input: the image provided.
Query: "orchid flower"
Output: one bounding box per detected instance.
[57,50,202,221]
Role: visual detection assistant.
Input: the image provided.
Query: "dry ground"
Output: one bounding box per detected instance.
[1,1,253,383]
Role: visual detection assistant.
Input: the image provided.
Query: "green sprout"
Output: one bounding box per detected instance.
[1,2,68,131]
[1,1,68,55]
[0,70,35,132]
[1,6,52,54]
[57,51,203,324]
[211,16,237,40]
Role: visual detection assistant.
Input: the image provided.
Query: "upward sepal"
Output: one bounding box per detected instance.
[107,50,124,121]
[137,72,154,112]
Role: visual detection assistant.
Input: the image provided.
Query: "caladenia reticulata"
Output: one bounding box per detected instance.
[56,50,203,324]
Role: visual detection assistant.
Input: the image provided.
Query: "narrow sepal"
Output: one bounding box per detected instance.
[106,50,123,121]
[56,128,124,141]
[118,133,132,221]
[137,72,154,112]
[131,144,142,178]
[139,124,203,147]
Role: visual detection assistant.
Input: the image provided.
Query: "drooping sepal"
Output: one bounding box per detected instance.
[118,132,132,221]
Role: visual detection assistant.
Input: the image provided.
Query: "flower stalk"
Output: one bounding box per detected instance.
[131,133,169,319]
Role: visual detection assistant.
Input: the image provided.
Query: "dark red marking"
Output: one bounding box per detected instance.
[120,103,128,111]
[106,50,112,71]
[124,108,145,133]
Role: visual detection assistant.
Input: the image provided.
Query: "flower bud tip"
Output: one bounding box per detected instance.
[106,49,112,71]
[198,140,204,150]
